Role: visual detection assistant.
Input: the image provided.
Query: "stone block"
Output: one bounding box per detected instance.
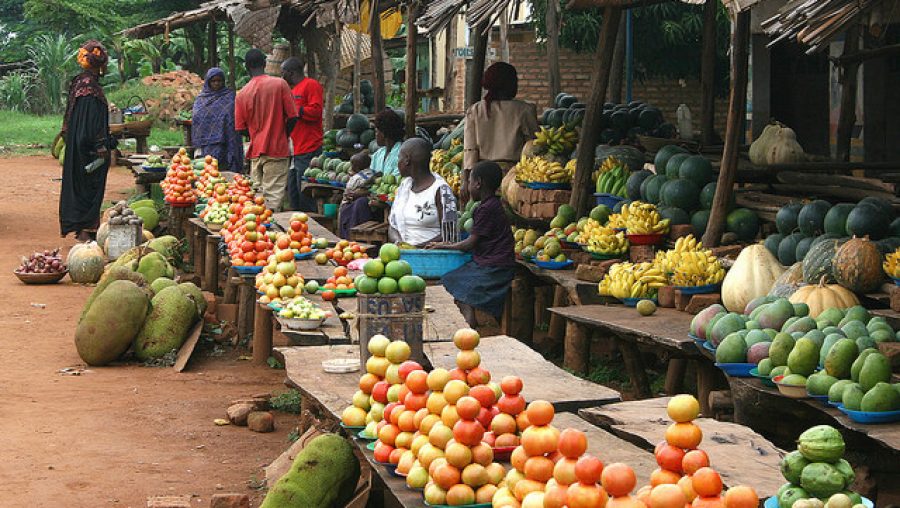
[685,293,723,315]
[247,411,275,433]
[657,286,676,308]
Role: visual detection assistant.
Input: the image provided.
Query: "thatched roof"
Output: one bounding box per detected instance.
[761,0,900,53]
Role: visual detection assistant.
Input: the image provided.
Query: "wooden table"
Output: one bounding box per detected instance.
[549,305,720,412]
[128,164,165,196]
[272,211,341,246]
[580,397,785,498]
[300,182,345,216]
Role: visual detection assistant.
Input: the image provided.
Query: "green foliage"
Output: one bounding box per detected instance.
[269,389,301,414]
[27,34,76,114]
[0,72,36,113]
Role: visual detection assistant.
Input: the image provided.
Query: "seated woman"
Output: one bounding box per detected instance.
[389,138,457,247]
[338,151,375,238]
[191,68,243,173]
[370,109,404,178]
[430,161,516,327]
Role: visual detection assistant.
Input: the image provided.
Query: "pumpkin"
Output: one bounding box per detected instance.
[721,243,786,313]
[766,125,805,165]
[789,277,860,318]
[749,123,779,165]
[769,262,804,298]
[832,237,885,293]
[67,241,106,284]
[96,222,110,252]
[802,238,845,284]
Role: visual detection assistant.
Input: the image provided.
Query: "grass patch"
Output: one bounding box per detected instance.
[0,110,62,156]
[269,389,302,414]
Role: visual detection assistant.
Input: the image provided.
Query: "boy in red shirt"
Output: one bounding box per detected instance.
[281,56,323,212]
[234,49,297,212]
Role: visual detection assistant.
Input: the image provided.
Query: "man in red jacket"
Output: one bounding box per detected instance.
[281,56,323,212]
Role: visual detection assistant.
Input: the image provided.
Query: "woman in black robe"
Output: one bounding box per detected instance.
[59,40,115,241]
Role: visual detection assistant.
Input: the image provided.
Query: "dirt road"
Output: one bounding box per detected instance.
[0,157,294,507]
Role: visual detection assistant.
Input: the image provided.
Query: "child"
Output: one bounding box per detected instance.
[431,160,515,327]
[339,151,374,238]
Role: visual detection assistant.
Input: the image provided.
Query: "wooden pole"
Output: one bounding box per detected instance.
[227,23,236,89]
[546,0,562,104]
[467,21,490,108]
[700,0,718,145]
[353,30,362,114]
[702,11,750,248]
[836,25,861,162]
[499,8,510,62]
[608,11,626,104]
[324,18,342,131]
[370,0,386,112]
[252,303,274,365]
[208,18,218,68]
[405,2,419,137]
[443,17,457,111]
[569,7,623,218]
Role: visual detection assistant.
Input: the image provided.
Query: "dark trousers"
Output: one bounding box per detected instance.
[288,148,321,211]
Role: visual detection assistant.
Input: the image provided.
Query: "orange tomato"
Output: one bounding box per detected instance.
[601,463,637,497]
[691,468,722,498]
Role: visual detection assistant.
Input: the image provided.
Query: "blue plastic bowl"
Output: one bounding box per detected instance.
[893,277,900,286]
[749,367,775,387]
[622,297,657,307]
[295,250,317,260]
[535,259,574,270]
[838,406,900,424]
[594,193,626,209]
[702,341,716,353]
[714,363,755,377]
[393,249,471,279]
[808,393,830,405]
[765,497,873,508]
[233,265,263,275]
[675,283,722,295]
[829,400,844,408]
[527,181,571,190]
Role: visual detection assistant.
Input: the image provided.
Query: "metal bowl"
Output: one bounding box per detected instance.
[281,316,326,330]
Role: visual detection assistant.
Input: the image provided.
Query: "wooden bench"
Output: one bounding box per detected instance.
[349,220,388,245]
[580,397,785,499]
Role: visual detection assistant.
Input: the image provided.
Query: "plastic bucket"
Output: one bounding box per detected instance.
[323,203,338,218]
[594,193,625,209]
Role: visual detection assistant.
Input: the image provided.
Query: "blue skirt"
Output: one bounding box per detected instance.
[442,261,515,320]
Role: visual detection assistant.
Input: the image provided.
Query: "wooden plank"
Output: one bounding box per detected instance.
[272,211,341,245]
[276,344,361,420]
[425,335,621,412]
[580,397,785,498]
[517,260,605,305]
[549,305,700,354]
[294,258,340,282]
[173,321,203,372]
[422,285,469,342]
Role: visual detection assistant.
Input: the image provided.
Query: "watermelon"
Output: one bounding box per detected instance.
[679,156,714,187]
[823,203,855,236]
[778,233,805,265]
[764,234,784,257]
[776,203,803,235]
[653,145,688,172]
[890,217,900,237]
[659,206,691,225]
[699,182,734,211]
[548,109,565,127]
[846,203,891,240]
[877,237,900,254]
[613,199,630,213]
[641,174,667,204]
[558,95,577,108]
[691,210,710,238]
[665,153,690,180]
[661,178,700,211]
[795,236,816,263]
[337,130,359,148]
[858,197,894,217]
[554,93,569,108]
[626,170,653,201]
[638,108,664,130]
[797,200,831,236]
[346,113,370,134]
[726,208,760,242]
[360,129,376,146]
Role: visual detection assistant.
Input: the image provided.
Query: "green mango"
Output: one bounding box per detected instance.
[824,339,859,379]
[787,338,819,376]
[786,316,817,334]
[804,329,826,350]
[716,333,748,363]
[842,384,865,410]
[793,302,810,317]
[758,358,774,376]
[840,321,868,341]
[850,349,878,382]
[770,332,796,367]
[816,307,845,327]
[770,365,789,378]
[858,352,891,391]
[828,379,855,403]
[860,382,900,412]
[807,372,839,396]
[759,299,795,331]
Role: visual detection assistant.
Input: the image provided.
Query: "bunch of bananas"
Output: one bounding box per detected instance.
[430,149,462,194]
[884,248,900,278]
[515,155,573,183]
[596,158,629,197]
[598,262,667,299]
[606,212,625,229]
[577,219,628,255]
[655,235,706,273]
[533,126,579,156]
[669,251,726,287]
[620,201,670,235]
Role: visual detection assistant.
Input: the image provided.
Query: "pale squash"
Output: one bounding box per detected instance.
[96,222,110,252]
[721,243,786,312]
[749,123,779,165]
[789,277,860,318]
[766,125,805,165]
[67,241,106,284]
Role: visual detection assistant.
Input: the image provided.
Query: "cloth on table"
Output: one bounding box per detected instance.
[442,261,515,321]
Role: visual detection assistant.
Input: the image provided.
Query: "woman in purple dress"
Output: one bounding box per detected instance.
[192,68,243,172]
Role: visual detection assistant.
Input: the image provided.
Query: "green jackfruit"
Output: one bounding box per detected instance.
[261,433,360,508]
[133,286,198,360]
[147,235,182,263]
[178,282,207,316]
[150,277,177,295]
[80,266,146,322]
[137,251,172,284]
[75,280,150,366]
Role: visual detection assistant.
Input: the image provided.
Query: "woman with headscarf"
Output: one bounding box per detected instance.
[59,40,116,241]
[370,109,405,177]
[192,68,243,173]
[461,62,538,202]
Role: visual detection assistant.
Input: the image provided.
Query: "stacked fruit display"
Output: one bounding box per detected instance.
[322,266,356,292]
[595,157,630,198]
[194,155,225,200]
[598,261,667,300]
[17,248,66,275]
[370,173,400,202]
[651,395,707,490]
[340,334,393,431]
[227,174,255,202]
[200,202,229,227]
[540,92,585,129]
[316,239,368,265]
[618,201,671,235]
[305,154,352,186]
[255,248,305,304]
[161,149,198,205]
[776,425,865,508]
[494,400,563,506]
[276,296,326,320]
[577,219,629,257]
[515,155,574,184]
[656,235,726,288]
[430,142,464,195]
[280,212,315,254]
[143,154,166,170]
[532,125,579,157]
[356,243,426,295]
[222,205,275,267]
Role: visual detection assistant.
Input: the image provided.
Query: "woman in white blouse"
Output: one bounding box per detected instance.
[389,138,457,247]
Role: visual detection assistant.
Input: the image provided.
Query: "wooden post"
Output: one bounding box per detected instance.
[208,19,218,68]
[253,303,274,365]
[616,336,651,398]
[664,358,688,395]
[836,25,861,162]
[466,21,490,108]
[510,276,535,346]
[695,359,718,416]
[404,2,419,137]
[324,18,342,131]
[564,321,590,374]
[499,8,510,62]
[370,0,386,112]
[702,11,749,248]
[548,286,568,343]
[237,280,256,341]
[443,17,457,111]
[546,0,561,104]
[700,0,718,145]
[353,30,362,114]
[608,12,626,104]
[193,225,206,286]
[203,235,220,293]
[227,23,236,90]
[569,7,622,218]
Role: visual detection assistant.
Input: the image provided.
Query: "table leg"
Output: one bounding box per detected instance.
[253,303,274,365]
[696,359,718,417]
[664,358,688,395]
[203,235,220,293]
[615,335,651,398]
[136,135,148,154]
[548,286,568,342]
[563,321,590,374]
[237,281,256,341]
[509,276,534,345]
[193,227,206,284]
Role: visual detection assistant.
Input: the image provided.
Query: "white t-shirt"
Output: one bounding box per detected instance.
[389,173,456,246]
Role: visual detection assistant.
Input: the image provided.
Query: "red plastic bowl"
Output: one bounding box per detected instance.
[625,233,665,245]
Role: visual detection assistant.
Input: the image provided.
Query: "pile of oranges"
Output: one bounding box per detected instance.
[161,149,197,205]
[317,239,368,266]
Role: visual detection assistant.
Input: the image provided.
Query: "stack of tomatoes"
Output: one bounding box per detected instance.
[322,239,369,266]
[195,155,224,199]
[161,149,197,205]
[285,212,314,254]
[322,266,356,292]
[223,203,276,267]
[227,174,254,201]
